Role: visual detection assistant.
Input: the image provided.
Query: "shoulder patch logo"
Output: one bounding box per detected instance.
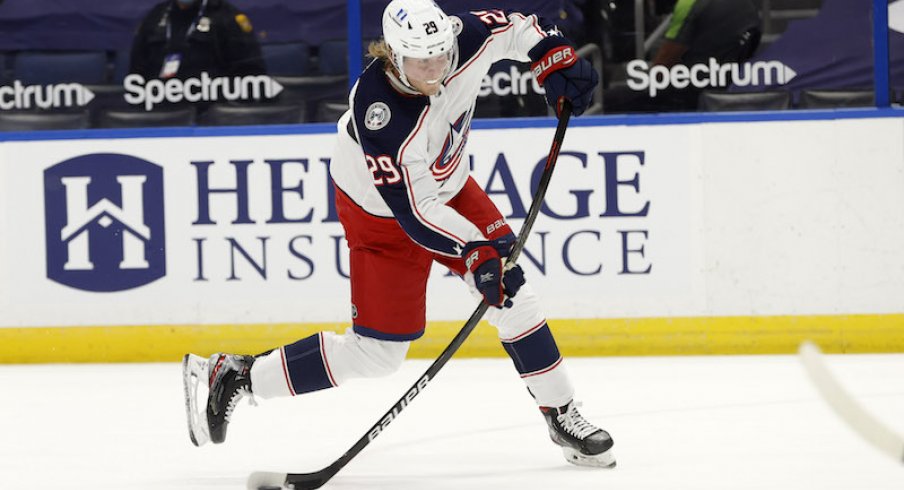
[365,102,391,130]
[450,16,463,35]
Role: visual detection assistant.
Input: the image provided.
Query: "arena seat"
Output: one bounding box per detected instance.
[198,103,306,126]
[111,49,131,84]
[697,90,792,112]
[797,89,875,109]
[0,110,90,131]
[317,40,348,76]
[13,51,108,85]
[314,100,349,123]
[83,84,129,112]
[95,108,196,128]
[269,40,362,120]
[261,43,311,77]
[0,52,10,83]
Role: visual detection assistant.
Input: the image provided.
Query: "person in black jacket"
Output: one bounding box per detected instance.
[605,0,760,113]
[129,0,265,80]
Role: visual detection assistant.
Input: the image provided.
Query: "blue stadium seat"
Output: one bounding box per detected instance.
[317,40,347,76]
[269,40,357,120]
[261,43,311,77]
[112,49,131,83]
[13,51,108,85]
[0,52,10,83]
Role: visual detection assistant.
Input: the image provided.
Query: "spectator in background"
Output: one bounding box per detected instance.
[574,0,608,53]
[129,0,266,80]
[652,0,760,68]
[605,0,761,113]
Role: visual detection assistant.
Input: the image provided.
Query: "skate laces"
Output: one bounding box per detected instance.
[224,386,256,422]
[558,402,599,440]
[215,355,257,422]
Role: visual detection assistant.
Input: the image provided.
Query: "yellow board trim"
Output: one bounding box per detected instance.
[1,314,903,363]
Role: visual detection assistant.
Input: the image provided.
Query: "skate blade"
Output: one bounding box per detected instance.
[182,353,211,447]
[562,446,616,468]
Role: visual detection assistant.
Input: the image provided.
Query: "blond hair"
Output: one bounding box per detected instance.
[367,39,391,62]
[367,39,400,76]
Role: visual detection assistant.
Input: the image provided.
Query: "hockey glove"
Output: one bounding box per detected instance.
[462,239,525,308]
[484,236,525,302]
[529,36,599,116]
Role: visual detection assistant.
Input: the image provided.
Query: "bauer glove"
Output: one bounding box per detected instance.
[462,238,525,308]
[529,36,599,116]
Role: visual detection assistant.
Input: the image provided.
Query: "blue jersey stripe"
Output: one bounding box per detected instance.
[376,180,464,256]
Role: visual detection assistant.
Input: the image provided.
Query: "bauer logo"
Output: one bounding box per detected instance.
[43,153,166,292]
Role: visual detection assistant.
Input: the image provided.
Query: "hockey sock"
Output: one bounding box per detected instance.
[251,333,337,398]
[501,321,574,407]
[282,333,338,395]
[502,321,561,375]
[251,329,409,399]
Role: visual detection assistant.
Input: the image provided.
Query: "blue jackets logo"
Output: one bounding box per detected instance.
[44,153,166,292]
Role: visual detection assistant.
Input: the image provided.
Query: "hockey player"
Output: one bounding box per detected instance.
[183,0,614,468]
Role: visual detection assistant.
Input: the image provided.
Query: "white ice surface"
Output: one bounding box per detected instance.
[1,354,903,489]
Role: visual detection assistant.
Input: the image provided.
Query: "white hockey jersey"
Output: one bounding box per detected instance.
[330,9,558,257]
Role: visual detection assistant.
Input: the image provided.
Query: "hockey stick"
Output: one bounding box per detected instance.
[798,341,904,463]
[247,102,573,490]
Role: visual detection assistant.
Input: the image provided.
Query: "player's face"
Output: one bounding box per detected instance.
[402,52,451,95]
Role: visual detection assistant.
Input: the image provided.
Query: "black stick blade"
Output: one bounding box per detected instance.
[285,472,332,489]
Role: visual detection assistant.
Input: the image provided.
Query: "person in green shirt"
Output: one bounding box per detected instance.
[606,0,761,113]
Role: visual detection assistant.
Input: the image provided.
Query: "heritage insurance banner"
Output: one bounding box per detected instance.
[0,125,697,327]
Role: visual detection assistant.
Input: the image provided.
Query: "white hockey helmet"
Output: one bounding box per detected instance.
[382,0,456,86]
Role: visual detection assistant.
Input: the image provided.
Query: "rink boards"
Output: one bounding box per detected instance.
[1,110,903,362]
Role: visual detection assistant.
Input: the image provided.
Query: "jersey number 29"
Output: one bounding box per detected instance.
[365,154,401,186]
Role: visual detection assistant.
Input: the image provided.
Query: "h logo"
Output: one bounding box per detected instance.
[44,154,166,292]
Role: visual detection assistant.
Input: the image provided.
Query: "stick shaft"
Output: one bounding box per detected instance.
[799,342,904,463]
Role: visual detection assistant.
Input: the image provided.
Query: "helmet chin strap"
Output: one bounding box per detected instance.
[390,51,415,89]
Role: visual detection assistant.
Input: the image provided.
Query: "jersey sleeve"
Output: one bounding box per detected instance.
[351,73,484,257]
[457,9,565,65]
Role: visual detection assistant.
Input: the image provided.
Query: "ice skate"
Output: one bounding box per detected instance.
[182,353,256,446]
[540,401,616,468]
